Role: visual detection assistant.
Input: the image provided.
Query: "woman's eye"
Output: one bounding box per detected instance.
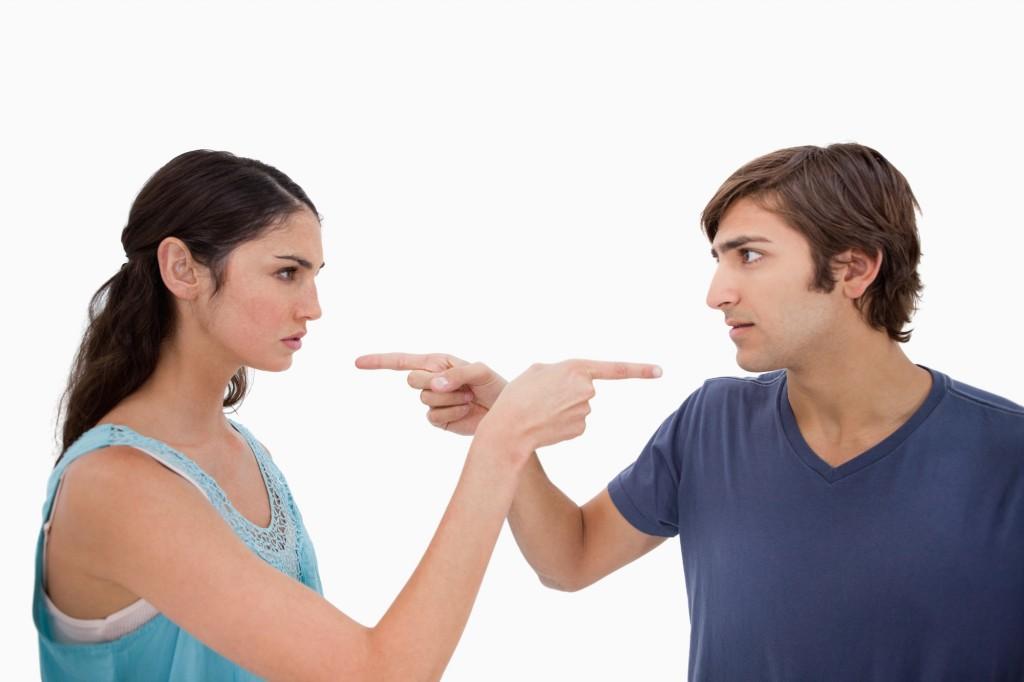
[740,249,763,264]
[276,268,298,281]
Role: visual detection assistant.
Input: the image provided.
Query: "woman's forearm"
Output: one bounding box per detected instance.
[365,425,527,681]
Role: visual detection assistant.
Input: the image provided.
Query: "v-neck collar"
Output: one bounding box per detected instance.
[777,366,947,484]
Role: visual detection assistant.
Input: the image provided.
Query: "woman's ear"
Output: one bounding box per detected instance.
[832,247,883,300]
[157,237,204,300]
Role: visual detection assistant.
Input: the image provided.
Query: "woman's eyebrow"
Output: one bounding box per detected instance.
[274,255,326,271]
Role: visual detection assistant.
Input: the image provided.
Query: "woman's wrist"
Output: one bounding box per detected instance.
[473,411,533,471]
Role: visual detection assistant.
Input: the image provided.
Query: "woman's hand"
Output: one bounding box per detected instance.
[355,353,507,435]
[356,353,661,450]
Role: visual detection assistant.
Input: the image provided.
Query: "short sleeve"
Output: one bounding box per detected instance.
[608,403,687,538]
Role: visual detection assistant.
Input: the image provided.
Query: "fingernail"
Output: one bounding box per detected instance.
[432,377,449,390]
[652,366,663,378]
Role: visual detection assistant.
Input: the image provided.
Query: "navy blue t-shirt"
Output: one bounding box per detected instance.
[609,368,1024,681]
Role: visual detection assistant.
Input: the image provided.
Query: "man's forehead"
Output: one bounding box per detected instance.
[713,200,801,251]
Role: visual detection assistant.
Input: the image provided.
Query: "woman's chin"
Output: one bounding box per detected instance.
[249,356,294,373]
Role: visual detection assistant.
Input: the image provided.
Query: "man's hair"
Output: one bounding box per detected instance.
[701,143,923,342]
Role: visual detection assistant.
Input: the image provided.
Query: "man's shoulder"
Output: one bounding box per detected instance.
[938,373,1024,450]
[943,374,1024,418]
[672,371,785,422]
[696,370,786,402]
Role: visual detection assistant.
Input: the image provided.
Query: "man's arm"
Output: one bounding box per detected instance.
[508,452,666,591]
[356,352,666,593]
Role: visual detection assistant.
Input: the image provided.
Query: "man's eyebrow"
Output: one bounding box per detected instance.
[710,236,773,259]
[274,255,326,271]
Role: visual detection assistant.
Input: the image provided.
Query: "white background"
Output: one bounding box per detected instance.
[3,1,1023,679]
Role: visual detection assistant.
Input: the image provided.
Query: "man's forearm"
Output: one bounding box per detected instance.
[506,452,588,591]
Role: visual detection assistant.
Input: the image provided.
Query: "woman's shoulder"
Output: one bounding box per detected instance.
[58,439,205,520]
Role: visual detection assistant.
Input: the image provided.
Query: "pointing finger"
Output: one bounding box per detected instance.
[577,360,663,381]
[355,353,453,372]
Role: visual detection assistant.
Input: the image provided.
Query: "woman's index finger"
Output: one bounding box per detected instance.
[355,353,445,372]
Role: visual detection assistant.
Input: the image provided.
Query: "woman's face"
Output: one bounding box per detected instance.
[199,208,324,372]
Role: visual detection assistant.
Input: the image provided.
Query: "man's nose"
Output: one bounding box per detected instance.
[706,265,738,310]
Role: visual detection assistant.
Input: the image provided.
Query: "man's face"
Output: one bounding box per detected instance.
[706,197,846,373]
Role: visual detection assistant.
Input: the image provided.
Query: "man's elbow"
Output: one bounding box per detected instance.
[537,572,588,593]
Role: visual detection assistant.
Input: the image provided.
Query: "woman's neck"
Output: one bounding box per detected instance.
[107,333,242,445]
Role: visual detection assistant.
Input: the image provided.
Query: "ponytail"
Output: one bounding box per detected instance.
[58,258,166,456]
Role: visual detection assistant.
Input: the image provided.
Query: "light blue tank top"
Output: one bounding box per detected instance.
[33,421,323,681]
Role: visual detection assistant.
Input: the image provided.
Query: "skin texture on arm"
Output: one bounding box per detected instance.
[51,432,522,682]
[356,353,666,594]
[47,357,633,681]
[508,453,665,592]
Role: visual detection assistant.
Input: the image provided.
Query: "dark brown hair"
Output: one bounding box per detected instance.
[57,150,318,458]
[701,143,923,342]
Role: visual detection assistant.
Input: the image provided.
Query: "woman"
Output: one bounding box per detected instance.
[33,150,657,680]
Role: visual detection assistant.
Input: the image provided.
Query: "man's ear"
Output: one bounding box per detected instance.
[157,237,204,300]
[832,247,883,300]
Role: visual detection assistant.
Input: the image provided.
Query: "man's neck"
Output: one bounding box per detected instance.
[784,333,932,467]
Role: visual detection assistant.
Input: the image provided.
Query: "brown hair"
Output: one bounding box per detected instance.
[57,150,318,458]
[701,143,923,342]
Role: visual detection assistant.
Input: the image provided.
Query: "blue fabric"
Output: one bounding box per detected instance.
[609,367,1024,681]
[34,421,322,681]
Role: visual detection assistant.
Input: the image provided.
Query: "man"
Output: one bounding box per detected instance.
[358,143,1024,680]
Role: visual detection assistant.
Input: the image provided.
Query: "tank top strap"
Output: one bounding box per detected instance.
[227,420,285,497]
[42,424,214,525]
[226,420,269,465]
[43,420,301,580]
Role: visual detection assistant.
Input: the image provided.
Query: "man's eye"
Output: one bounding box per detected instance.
[740,249,763,264]
[276,268,298,281]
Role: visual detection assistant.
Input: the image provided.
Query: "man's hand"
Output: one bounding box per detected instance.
[485,359,662,452]
[355,353,508,436]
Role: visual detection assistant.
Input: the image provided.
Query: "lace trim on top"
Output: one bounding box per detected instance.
[96,423,301,581]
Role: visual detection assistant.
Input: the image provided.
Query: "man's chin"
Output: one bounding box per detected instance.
[735,352,781,374]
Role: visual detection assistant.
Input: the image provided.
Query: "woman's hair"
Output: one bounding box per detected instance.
[57,150,318,458]
[701,143,923,343]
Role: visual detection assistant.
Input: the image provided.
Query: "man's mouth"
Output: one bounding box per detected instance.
[727,321,754,339]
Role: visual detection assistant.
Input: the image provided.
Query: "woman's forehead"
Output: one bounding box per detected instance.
[240,211,323,259]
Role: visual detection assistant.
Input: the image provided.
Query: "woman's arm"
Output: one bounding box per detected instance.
[357,353,666,593]
[50,359,625,681]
